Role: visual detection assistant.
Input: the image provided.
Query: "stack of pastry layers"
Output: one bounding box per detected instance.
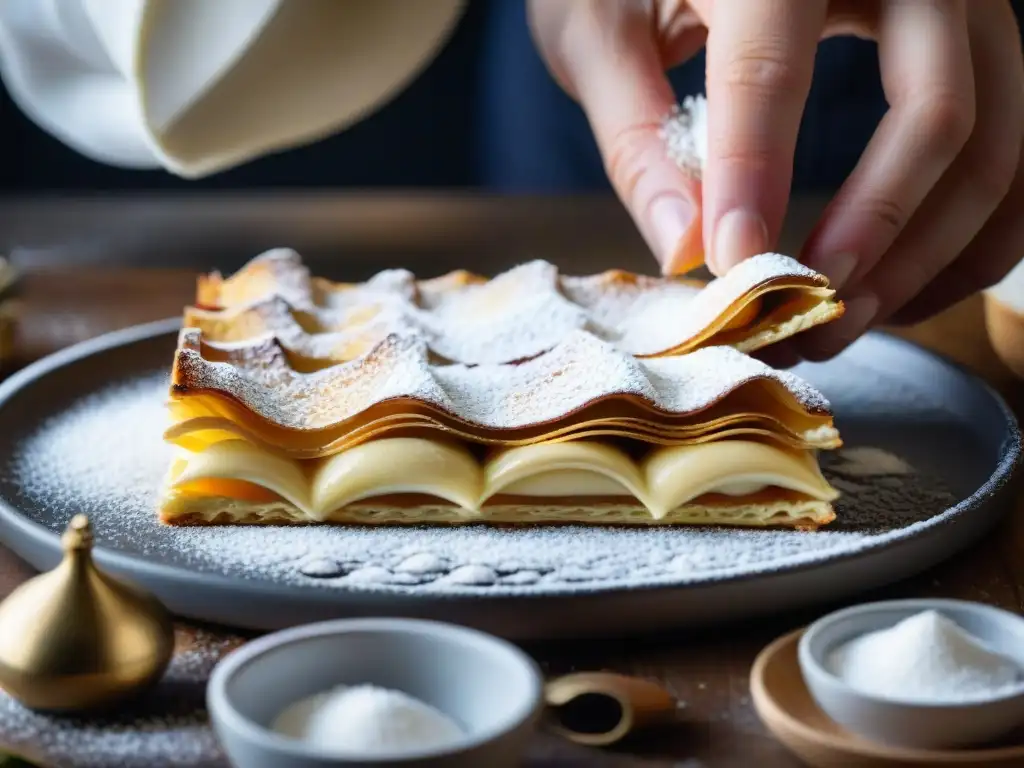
[162,248,845,529]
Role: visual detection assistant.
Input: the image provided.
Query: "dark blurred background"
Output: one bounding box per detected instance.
[0,0,1017,360]
[0,0,891,196]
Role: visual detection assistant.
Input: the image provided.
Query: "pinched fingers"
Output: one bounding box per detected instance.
[800,0,1023,358]
[889,136,1024,327]
[529,0,709,274]
[801,0,975,293]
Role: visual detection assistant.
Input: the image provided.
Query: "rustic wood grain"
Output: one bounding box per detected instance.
[0,196,1020,767]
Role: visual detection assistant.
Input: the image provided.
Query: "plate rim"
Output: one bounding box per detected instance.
[0,318,1018,603]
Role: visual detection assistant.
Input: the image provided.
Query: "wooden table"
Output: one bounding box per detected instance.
[0,195,1021,767]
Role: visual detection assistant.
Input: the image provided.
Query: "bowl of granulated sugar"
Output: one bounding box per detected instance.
[798,599,1024,750]
[207,618,543,767]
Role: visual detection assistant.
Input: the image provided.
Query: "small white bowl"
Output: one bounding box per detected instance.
[798,599,1024,750]
[207,618,544,767]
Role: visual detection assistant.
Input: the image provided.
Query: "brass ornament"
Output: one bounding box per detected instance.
[0,515,175,712]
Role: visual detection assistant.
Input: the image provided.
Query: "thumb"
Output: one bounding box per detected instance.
[552,6,707,274]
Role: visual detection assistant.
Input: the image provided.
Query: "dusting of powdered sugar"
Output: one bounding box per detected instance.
[175,329,831,433]
[661,94,708,176]
[829,447,913,477]
[560,252,825,359]
[187,251,831,364]
[0,627,237,768]
[5,374,966,598]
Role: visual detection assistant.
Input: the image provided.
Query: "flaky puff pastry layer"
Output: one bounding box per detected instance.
[189,250,842,364]
[161,494,835,530]
[168,330,839,460]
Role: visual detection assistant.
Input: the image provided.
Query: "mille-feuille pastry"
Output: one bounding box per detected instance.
[159,249,845,530]
[164,337,840,528]
[185,249,843,364]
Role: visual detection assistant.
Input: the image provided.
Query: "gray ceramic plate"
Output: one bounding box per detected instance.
[0,319,1018,640]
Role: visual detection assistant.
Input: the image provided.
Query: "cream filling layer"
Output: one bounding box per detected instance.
[169,437,838,521]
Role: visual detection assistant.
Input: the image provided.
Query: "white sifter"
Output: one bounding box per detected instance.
[0,0,465,178]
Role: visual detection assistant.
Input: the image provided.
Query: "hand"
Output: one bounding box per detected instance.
[529,0,1024,359]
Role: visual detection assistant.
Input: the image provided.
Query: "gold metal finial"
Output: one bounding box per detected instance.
[0,516,175,712]
[61,514,93,550]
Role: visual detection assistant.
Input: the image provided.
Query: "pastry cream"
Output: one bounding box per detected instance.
[169,437,837,522]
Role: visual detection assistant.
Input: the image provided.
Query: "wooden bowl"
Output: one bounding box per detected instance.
[750,630,1024,767]
[985,293,1024,380]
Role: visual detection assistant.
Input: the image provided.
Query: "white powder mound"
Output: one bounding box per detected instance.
[988,258,1024,313]
[273,685,464,756]
[828,610,1023,703]
[661,95,708,176]
[7,375,959,597]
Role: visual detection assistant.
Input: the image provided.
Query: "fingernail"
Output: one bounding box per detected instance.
[712,209,768,274]
[648,195,695,268]
[818,251,859,291]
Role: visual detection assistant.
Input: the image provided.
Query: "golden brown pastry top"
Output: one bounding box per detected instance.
[187,249,842,364]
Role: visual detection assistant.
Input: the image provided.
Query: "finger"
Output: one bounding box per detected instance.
[823,0,883,39]
[547,2,708,273]
[891,142,1024,326]
[891,247,1022,327]
[703,0,827,274]
[796,293,880,362]
[801,0,975,295]
[805,1,1021,353]
[658,4,708,66]
[863,2,1023,325]
[751,341,802,370]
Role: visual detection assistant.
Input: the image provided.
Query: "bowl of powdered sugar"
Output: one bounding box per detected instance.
[798,599,1024,750]
[207,618,543,767]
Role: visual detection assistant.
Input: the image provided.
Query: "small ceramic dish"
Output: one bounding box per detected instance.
[751,629,1024,767]
[798,599,1024,750]
[207,618,544,768]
